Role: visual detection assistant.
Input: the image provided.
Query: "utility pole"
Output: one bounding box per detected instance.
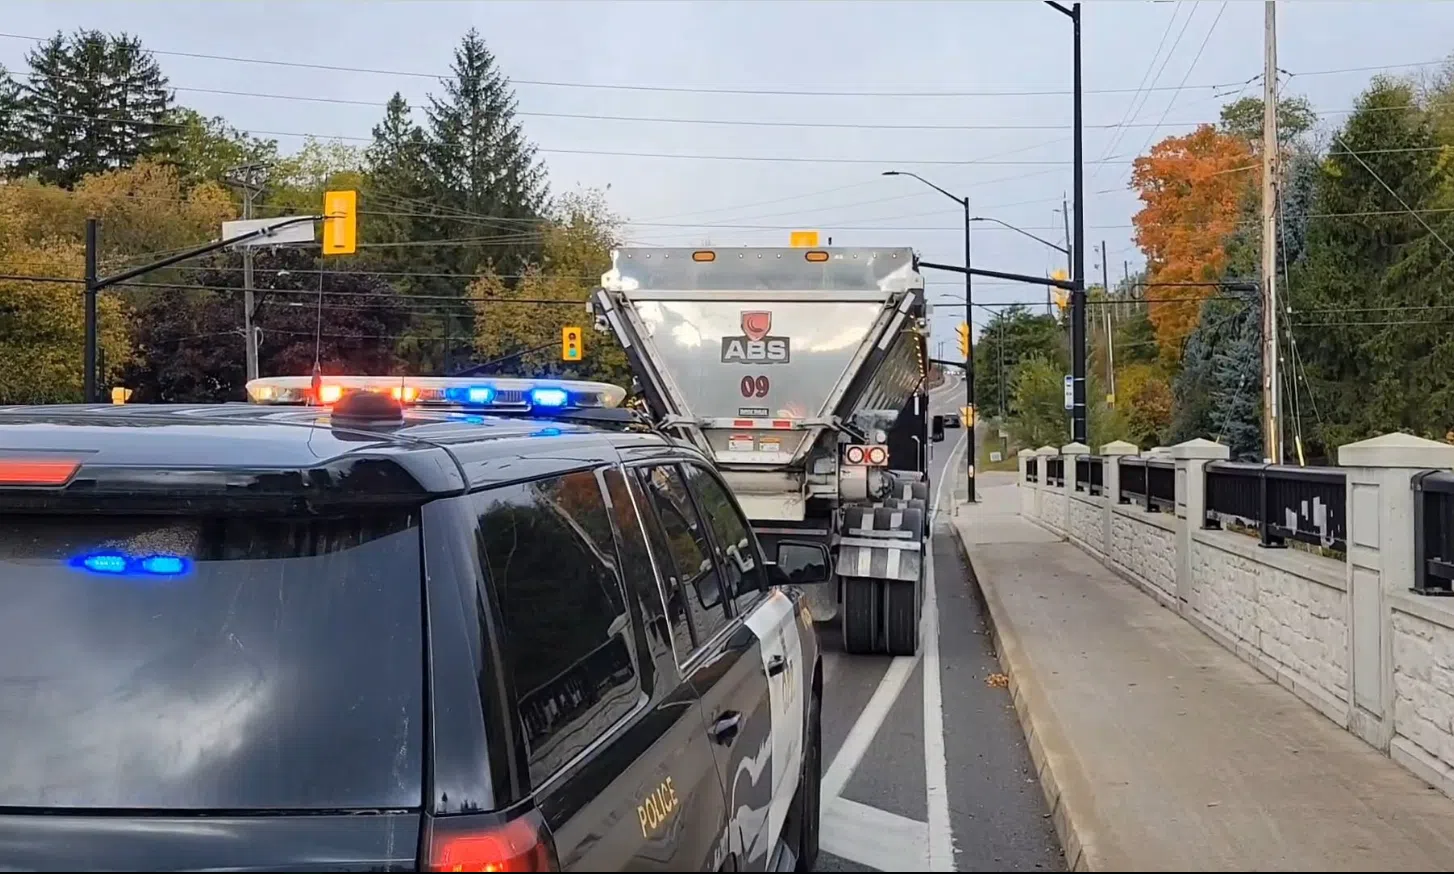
[225,164,269,382]
[1101,240,1115,404]
[1069,1,1087,446]
[83,218,98,403]
[1261,0,1281,463]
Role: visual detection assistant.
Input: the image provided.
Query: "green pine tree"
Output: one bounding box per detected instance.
[10,30,174,187]
[400,28,551,373]
[0,64,21,172]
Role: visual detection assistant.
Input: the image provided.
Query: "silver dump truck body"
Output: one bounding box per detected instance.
[591,245,933,656]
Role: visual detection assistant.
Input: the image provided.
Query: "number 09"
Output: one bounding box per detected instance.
[739,375,770,398]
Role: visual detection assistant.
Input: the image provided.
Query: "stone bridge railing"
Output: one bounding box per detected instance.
[1017,434,1454,800]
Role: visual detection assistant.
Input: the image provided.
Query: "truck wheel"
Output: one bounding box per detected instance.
[841,577,880,654]
[883,576,922,656]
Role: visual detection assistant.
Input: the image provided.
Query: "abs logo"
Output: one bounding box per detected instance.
[722,310,791,364]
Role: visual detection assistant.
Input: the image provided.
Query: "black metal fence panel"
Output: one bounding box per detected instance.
[1204,461,1346,553]
[1414,470,1454,596]
[1075,457,1104,496]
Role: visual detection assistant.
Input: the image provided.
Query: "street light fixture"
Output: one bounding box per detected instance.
[882,169,977,503]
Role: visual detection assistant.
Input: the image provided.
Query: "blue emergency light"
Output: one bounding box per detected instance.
[72,552,191,577]
[529,388,570,408]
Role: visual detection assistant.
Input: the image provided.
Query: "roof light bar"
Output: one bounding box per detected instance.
[245,376,627,413]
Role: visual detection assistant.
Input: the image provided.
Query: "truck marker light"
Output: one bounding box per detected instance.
[805,250,829,262]
[692,250,716,262]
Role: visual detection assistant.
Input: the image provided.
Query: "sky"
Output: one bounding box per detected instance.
[6,0,1454,351]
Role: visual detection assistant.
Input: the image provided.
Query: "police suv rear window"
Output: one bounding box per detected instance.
[0,512,425,811]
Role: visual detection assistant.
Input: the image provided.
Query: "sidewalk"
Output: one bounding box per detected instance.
[949,474,1454,872]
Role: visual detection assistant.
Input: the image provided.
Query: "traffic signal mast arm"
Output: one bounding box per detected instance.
[91,214,324,293]
[920,260,1079,292]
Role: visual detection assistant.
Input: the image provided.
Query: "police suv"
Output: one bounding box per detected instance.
[0,376,825,872]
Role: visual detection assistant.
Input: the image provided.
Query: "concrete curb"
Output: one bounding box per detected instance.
[947,521,1100,872]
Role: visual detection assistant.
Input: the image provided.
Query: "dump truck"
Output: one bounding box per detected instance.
[590,244,938,656]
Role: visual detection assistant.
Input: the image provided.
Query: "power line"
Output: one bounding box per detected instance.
[0,31,1266,98]
[1131,2,1232,164]
[7,71,1294,132]
[12,111,1139,166]
[1094,0,1203,179]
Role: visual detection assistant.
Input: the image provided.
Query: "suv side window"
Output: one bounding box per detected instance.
[636,464,732,646]
[475,470,643,789]
[682,463,767,614]
[601,466,676,667]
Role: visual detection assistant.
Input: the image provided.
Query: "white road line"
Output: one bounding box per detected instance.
[818,427,966,866]
[923,429,967,872]
[821,797,930,871]
[821,654,917,799]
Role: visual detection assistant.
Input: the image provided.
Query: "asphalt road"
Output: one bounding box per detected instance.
[813,374,1063,872]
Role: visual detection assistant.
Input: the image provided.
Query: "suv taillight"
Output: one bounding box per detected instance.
[423,808,559,872]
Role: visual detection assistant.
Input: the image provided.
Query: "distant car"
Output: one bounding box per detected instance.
[0,376,826,873]
[944,413,962,428]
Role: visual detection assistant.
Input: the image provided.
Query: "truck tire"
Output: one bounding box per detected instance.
[841,576,880,655]
[882,575,922,656]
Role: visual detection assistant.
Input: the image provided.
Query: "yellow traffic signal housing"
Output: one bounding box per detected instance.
[562,325,583,361]
[1050,269,1069,312]
[956,322,970,358]
[322,190,357,256]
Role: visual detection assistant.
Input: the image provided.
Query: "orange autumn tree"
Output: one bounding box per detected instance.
[1130,125,1254,359]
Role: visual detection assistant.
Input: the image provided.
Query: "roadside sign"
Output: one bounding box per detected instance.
[221,217,315,248]
[990,451,1003,463]
[1063,375,1074,410]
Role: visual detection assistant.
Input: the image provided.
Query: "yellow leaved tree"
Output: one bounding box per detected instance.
[470,189,631,387]
[0,159,236,402]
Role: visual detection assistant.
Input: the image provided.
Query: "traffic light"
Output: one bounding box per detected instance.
[322,190,357,256]
[1050,269,1069,312]
[562,325,583,361]
[956,321,970,358]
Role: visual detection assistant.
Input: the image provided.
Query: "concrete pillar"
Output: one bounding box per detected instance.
[1171,438,1231,612]
[1101,440,1139,559]
[1017,448,1036,517]
[1339,432,1454,750]
[1060,441,1090,494]
[1035,445,1059,527]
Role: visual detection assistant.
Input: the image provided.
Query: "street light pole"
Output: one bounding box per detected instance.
[882,169,976,502]
[963,195,976,502]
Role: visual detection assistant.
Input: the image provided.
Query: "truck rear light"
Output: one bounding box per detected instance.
[424,810,559,872]
[0,459,82,486]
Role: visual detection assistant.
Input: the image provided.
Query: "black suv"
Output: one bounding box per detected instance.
[0,387,826,872]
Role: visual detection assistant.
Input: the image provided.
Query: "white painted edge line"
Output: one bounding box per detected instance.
[923,428,966,872]
[818,411,965,868]
[821,653,917,799]
[821,796,930,871]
